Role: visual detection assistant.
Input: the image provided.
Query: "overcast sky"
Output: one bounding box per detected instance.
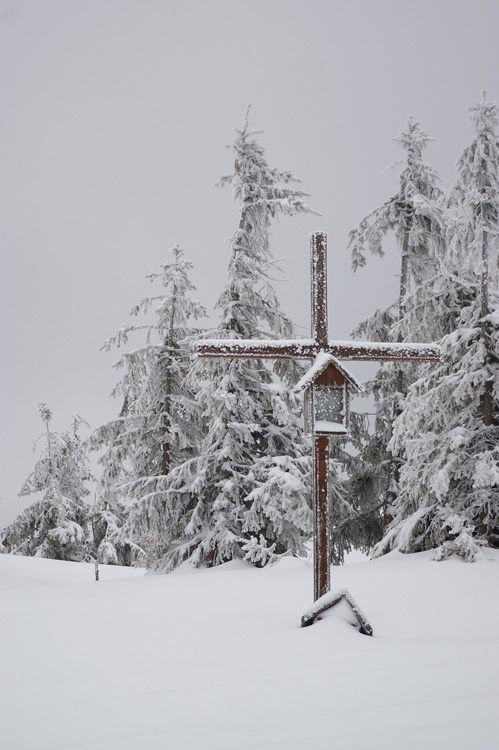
[2,0,498,524]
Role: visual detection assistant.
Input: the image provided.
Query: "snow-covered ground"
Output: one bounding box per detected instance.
[1,550,498,750]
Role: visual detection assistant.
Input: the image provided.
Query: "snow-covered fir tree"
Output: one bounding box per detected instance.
[89,245,206,565]
[1,405,93,560]
[375,95,499,560]
[345,116,444,546]
[149,107,317,571]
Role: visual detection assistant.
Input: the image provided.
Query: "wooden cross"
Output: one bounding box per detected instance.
[197,232,439,602]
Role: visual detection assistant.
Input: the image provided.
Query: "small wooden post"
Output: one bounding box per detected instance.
[301,589,373,635]
[95,562,99,582]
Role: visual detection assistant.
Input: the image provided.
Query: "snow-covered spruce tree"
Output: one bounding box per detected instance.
[153,107,316,571]
[1,405,93,560]
[375,95,499,560]
[89,245,207,565]
[89,401,138,565]
[344,117,444,546]
[327,444,373,564]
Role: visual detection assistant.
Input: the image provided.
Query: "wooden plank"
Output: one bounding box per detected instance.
[196,339,441,362]
[330,341,441,362]
[314,435,330,601]
[196,340,318,359]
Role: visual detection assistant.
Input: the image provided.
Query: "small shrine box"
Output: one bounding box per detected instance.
[294,353,362,436]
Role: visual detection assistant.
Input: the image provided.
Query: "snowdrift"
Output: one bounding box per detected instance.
[1,550,498,749]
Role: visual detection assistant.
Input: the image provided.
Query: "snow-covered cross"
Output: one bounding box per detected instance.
[197,232,440,605]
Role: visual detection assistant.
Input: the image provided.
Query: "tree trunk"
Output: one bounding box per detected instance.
[481,226,493,427]
[162,284,177,475]
[161,344,172,475]
[396,225,410,380]
[386,225,410,524]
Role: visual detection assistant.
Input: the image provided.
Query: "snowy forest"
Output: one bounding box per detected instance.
[2,95,499,569]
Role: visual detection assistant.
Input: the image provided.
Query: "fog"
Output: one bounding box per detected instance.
[2,0,498,523]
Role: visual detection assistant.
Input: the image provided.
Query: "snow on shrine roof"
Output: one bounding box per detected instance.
[294,352,362,394]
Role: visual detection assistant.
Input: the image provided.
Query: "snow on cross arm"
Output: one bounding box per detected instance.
[196,338,441,361]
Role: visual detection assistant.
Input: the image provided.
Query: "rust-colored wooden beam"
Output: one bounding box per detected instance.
[329,341,441,362]
[196,340,317,359]
[196,339,441,362]
[314,435,330,601]
[311,232,328,348]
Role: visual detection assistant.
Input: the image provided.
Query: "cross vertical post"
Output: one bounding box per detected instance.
[310,232,332,600]
[314,434,330,600]
[311,232,328,348]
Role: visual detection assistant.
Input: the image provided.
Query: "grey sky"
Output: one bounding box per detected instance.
[2,0,498,524]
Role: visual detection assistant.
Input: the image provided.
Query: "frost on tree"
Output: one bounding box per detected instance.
[154,107,317,571]
[89,245,206,566]
[376,95,499,560]
[1,405,93,561]
[345,116,444,551]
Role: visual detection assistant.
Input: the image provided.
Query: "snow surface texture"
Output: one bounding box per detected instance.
[1,552,498,750]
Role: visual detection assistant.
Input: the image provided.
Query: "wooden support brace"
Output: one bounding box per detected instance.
[301,588,374,635]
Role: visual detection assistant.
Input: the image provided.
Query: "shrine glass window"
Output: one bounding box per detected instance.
[314,385,345,426]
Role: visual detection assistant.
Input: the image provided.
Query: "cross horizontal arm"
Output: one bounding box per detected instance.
[196,339,441,362]
[197,338,317,359]
[328,340,441,362]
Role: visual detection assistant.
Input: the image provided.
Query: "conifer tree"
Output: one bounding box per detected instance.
[346,117,444,541]
[90,245,206,565]
[151,107,317,571]
[376,95,499,560]
[1,405,93,560]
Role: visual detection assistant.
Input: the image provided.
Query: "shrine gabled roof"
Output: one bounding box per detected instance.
[293,352,362,394]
